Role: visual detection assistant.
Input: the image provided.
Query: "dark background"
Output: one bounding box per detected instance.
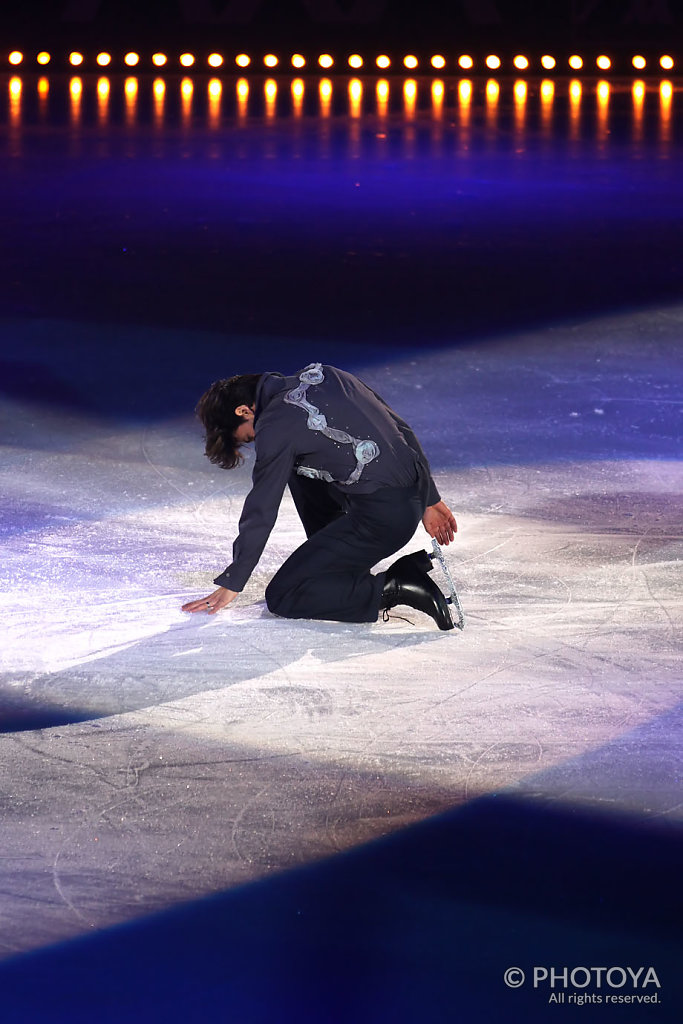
[2,0,681,53]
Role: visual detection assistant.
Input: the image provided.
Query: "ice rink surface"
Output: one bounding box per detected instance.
[2,311,681,959]
[0,73,682,1020]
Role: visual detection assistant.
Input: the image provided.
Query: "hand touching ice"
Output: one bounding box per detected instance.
[182,587,238,615]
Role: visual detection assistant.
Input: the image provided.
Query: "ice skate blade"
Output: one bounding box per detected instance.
[431,539,465,630]
[445,596,465,631]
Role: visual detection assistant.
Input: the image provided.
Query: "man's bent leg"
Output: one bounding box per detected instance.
[266,485,423,623]
[288,473,346,538]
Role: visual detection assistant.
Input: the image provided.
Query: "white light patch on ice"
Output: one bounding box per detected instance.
[1,315,682,962]
[0,594,187,673]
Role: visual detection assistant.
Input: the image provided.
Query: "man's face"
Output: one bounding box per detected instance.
[233,419,256,444]
[233,404,256,445]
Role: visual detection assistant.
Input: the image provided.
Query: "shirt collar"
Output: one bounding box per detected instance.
[254,372,286,422]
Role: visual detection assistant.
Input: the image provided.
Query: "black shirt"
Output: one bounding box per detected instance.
[214,364,440,592]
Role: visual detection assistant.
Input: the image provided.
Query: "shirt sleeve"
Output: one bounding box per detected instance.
[365,385,441,506]
[213,434,295,593]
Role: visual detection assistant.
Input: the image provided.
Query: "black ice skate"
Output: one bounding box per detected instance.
[381,551,454,631]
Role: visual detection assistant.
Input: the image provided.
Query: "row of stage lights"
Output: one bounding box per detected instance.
[8,75,674,117]
[12,76,672,103]
[7,76,674,135]
[4,50,679,73]
[6,76,674,149]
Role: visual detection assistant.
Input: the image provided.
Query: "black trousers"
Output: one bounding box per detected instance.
[265,473,426,623]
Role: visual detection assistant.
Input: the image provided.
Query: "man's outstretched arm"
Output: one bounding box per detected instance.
[183,432,294,614]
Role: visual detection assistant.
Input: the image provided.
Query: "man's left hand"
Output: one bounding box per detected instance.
[422,501,457,545]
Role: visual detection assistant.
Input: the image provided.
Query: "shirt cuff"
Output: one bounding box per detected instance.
[213,570,241,592]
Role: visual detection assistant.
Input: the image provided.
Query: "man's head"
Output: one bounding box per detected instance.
[195,374,262,469]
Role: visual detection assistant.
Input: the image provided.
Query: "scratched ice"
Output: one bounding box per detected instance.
[0,312,681,958]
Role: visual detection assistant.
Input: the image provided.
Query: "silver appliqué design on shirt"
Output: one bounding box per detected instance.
[284,363,380,485]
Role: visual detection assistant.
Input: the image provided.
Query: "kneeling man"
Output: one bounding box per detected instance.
[182,363,457,630]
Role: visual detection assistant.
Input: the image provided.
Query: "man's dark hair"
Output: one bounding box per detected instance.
[195,374,262,469]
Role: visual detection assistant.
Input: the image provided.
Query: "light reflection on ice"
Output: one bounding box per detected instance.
[1,323,681,721]
[0,328,681,963]
[0,594,186,673]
